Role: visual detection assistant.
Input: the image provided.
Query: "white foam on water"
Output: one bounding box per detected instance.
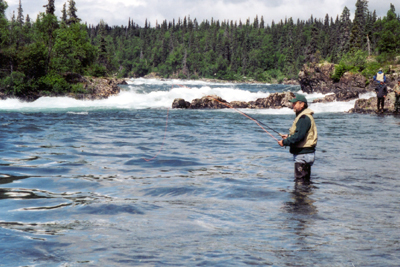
[0,78,371,113]
[128,77,237,86]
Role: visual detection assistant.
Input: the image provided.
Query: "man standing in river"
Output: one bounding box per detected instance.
[278,95,318,183]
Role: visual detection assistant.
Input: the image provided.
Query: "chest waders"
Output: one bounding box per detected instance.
[295,163,311,183]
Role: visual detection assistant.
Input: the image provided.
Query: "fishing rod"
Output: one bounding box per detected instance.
[206,95,283,142]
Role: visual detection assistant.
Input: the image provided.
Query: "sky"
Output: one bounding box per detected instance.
[4,0,397,27]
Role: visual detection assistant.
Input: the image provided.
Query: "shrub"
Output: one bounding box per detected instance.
[87,64,107,77]
[71,83,87,94]
[38,75,71,94]
[0,72,27,94]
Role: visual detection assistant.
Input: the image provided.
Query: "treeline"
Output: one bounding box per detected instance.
[1,0,400,97]
[91,0,400,82]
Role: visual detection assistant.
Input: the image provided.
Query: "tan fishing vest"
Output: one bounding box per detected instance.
[289,108,318,148]
[376,72,385,82]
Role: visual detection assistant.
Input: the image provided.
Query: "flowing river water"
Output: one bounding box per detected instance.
[0,79,399,266]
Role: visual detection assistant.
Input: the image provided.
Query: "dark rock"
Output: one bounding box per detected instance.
[171,92,295,110]
[172,98,191,109]
[249,92,295,109]
[283,79,300,85]
[313,94,336,103]
[334,90,359,101]
[189,95,228,109]
[230,101,250,108]
[337,72,367,92]
[298,62,335,94]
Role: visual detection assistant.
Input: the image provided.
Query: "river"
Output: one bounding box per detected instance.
[0,79,399,266]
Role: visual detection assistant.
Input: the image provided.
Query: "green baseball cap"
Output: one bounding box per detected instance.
[289,94,307,103]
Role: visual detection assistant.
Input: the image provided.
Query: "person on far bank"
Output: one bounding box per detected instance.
[375,81,388,113]
[394,79,400,113]
[373,68,386,84]
[278,95,318,183]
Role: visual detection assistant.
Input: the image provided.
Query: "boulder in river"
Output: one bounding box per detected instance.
[172,98,191,109]
[171,92,295,110]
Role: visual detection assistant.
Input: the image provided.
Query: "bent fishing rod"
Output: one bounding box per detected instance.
[206,95,283,142]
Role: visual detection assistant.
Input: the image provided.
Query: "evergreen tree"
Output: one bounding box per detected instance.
[17,0,23,25]
[377,4,400,54]
[61,3,67,24]
[349,0,368,51]
[305,22,320,63]
[337,6,351,56]
[45,0,55,15]
[67,0,80,24]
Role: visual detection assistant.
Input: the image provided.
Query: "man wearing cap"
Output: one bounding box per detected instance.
[278,95,318,183]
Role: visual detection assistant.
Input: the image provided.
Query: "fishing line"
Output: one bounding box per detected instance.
[172,83,282,141]
[206,95,281,142]
[144,84,282,162]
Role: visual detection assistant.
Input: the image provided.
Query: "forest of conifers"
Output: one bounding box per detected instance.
[1,0,400,97]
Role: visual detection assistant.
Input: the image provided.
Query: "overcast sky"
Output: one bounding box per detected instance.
[5,0,398,27]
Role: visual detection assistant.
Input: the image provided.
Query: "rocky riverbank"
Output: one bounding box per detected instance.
[299,62,400,113]
[171,62,400,113]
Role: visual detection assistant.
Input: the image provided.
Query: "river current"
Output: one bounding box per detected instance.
[0,79,399,266]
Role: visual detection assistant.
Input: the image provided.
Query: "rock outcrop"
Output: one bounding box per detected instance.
[172,92,295,110]
[298,62,335,94]
[299,62,367,103]
[70,76,127,100]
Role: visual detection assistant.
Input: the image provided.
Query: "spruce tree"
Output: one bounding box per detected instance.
[377,4,400,54]
[337,6,351,56]
[349,0,368,51]
[17,0,24,25]
[67,0,80,24]
[45,0,55,15]
[61,3,67,24]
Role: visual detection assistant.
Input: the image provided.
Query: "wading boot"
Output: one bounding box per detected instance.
[294,163,311,184]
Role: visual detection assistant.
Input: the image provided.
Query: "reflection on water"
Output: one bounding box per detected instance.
[0,107,400,266]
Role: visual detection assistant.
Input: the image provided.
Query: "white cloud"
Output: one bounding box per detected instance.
[5,0,399,27]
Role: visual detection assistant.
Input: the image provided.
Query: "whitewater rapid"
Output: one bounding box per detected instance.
[0,78,375,113]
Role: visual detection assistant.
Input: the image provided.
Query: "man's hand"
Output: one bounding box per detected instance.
[278,140,284,147]
[280,134,288,139]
